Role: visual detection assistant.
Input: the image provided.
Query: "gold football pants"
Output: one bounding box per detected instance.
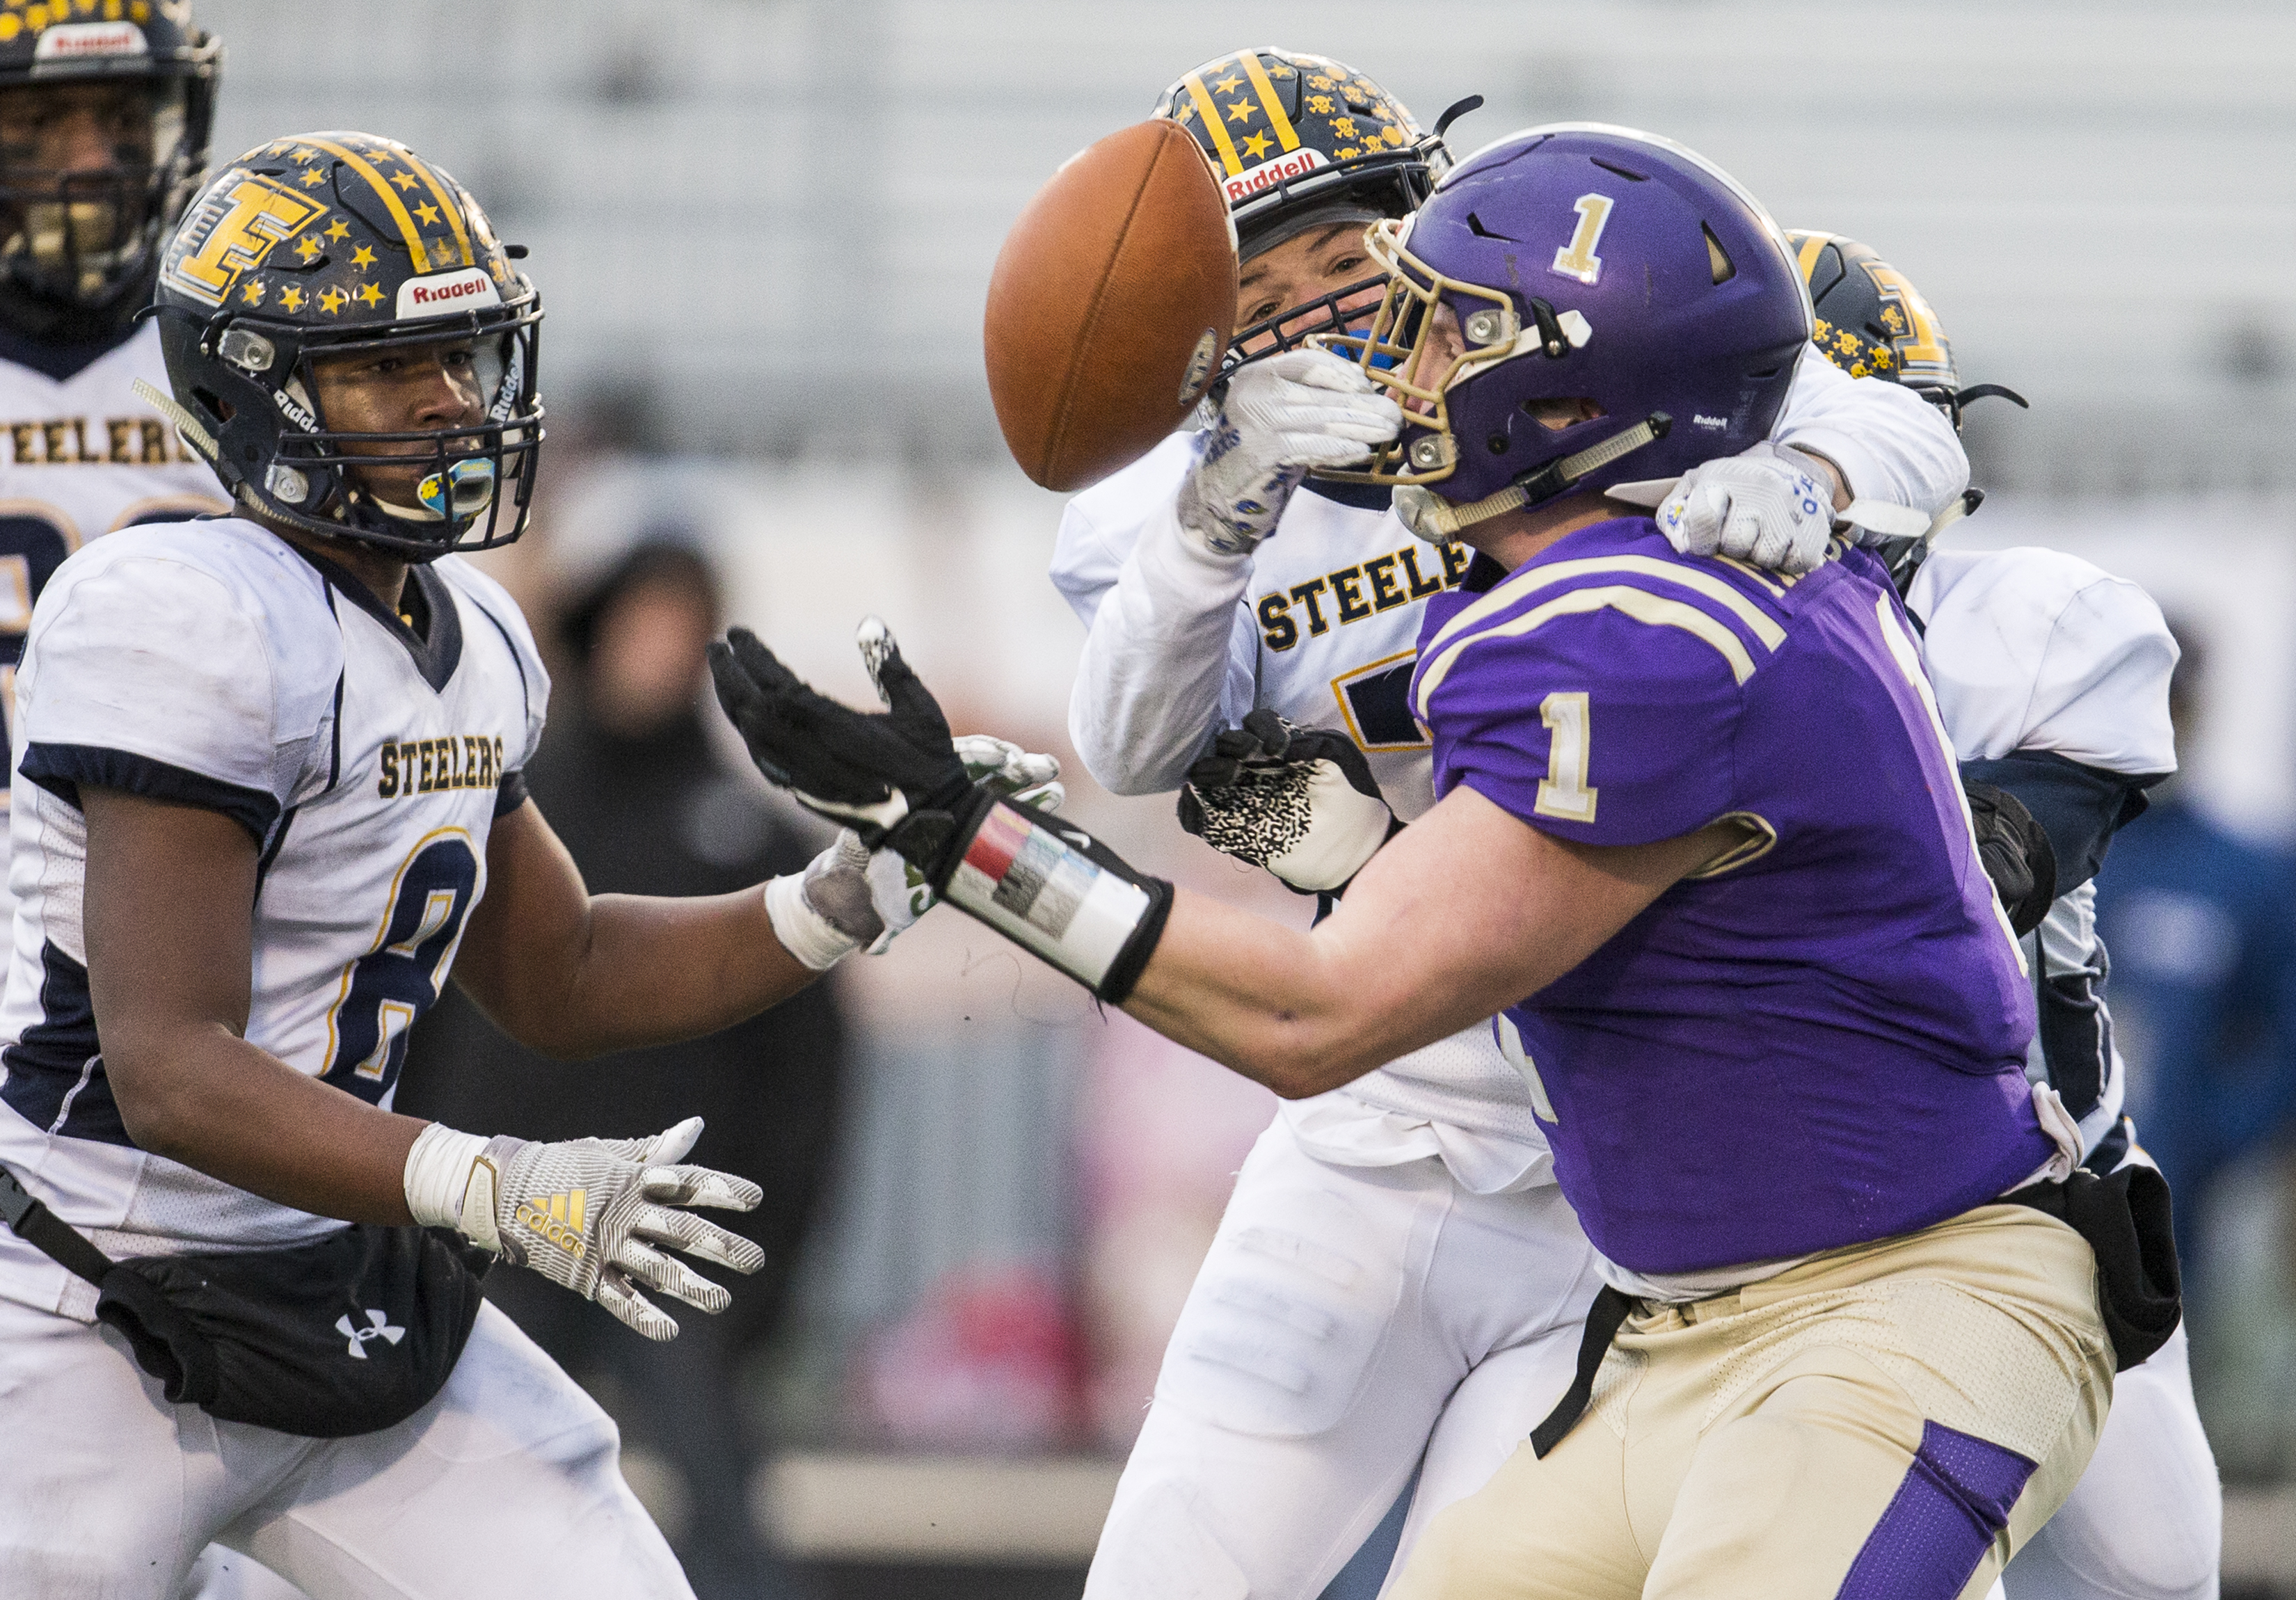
[1389,1203,2112,1600]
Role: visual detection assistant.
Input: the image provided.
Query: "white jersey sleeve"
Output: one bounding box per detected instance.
[1907,545,2178,776]
[17,525,339,847]
[1771,344,1969,518]
[1051,433,1259,795]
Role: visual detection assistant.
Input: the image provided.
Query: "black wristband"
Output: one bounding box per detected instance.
[930,793,1174,1000]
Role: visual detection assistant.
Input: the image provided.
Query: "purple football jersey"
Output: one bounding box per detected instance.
[1414,517,2047,1274]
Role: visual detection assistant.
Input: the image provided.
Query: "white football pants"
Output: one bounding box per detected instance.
[0,1295,693,1599]
[1083,1117,1605,1600]
[2002,1320,2222,1600]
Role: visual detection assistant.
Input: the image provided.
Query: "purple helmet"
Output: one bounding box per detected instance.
[1319,124,1812,537]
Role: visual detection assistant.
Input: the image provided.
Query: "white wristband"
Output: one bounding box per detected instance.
[765,872,860,972]
[403,1123,492,1231]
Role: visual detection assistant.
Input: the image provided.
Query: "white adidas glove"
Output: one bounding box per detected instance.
[1656,441,1837,575]
[763,734,1065,966]
[1174,348,1402,557]
[405,1118,764,1342]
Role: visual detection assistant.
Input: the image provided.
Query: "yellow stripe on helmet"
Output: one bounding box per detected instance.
[301,135,435,274]
[1792,230,1833,285]
[1238,53,1301,154]
[397,147,474,269]
[1181,71,1244,175]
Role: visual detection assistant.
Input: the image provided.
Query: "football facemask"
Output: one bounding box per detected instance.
[152,131,545,560]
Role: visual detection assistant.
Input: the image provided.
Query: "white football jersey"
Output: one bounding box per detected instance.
[0,517,547,1319]
[1051,347,1971,1191]
[0,323,230,895]
[1909,543,2178,1160]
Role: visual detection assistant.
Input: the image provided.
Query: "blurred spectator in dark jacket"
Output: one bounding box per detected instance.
[2094,617,2296,1275]
[400,534,846,1599]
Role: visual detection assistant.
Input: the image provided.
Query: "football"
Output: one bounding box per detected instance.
[984,118,1237,492]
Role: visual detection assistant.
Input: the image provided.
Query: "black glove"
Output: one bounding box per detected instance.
[1964,778,2057,938]
[707,619,980,873]
[1178,710,1401,894]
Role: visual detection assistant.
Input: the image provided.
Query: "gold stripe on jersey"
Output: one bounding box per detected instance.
[1416,585,1760,722]
[1711,553,1797,598]
[1419,553,1788,666]
[1238,54,1303,153]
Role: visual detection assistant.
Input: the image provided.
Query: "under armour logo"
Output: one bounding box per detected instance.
[336,1308,406,1359]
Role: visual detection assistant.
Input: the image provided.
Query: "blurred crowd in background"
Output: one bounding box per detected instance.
[190,0,2296,1592]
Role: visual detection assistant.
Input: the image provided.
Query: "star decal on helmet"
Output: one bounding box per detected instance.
[413,200,441,225]
[318,285,347,314]
[240,279,264,305]
[300,166,326,188]
[1226,100,1257,125]
[289,147,316,163]
[324,218,349,241]
[293,234,321,262]
[355,280,383,307]
[1241,132,1271,160]
[351,243,374,269]
[278,285,305,312]
[390,170,420,191]
[1213,72,1243,93]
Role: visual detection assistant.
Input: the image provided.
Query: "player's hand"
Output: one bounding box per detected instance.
[1657,441,1835,575]
[709,618,978,872]
[1179,710,1400,893]
[1176,348,1402,557]
[860,736,1064,952]
[779,737,1065,961]
[1965,779,2057,938]
[460,1118,764,1342]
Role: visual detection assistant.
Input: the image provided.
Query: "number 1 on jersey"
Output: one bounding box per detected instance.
[1534,691,1598,823]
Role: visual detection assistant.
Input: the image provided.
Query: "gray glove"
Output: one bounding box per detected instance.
[459,1117,764,1341]
[1174,349,1402,557]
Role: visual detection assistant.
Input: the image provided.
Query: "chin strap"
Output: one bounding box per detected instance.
[1395,413,1672,543]
[131,376,218,463]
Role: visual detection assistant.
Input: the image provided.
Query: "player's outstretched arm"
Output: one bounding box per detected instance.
[453,735,1060,1059]
[710,620,1732,1096]
[452,799,822,1059]
[1131,787,1729,1092]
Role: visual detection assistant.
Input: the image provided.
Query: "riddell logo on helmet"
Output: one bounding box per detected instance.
[396,268,502,320]
[1224,147,1328,205]
[33,23,149,60]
